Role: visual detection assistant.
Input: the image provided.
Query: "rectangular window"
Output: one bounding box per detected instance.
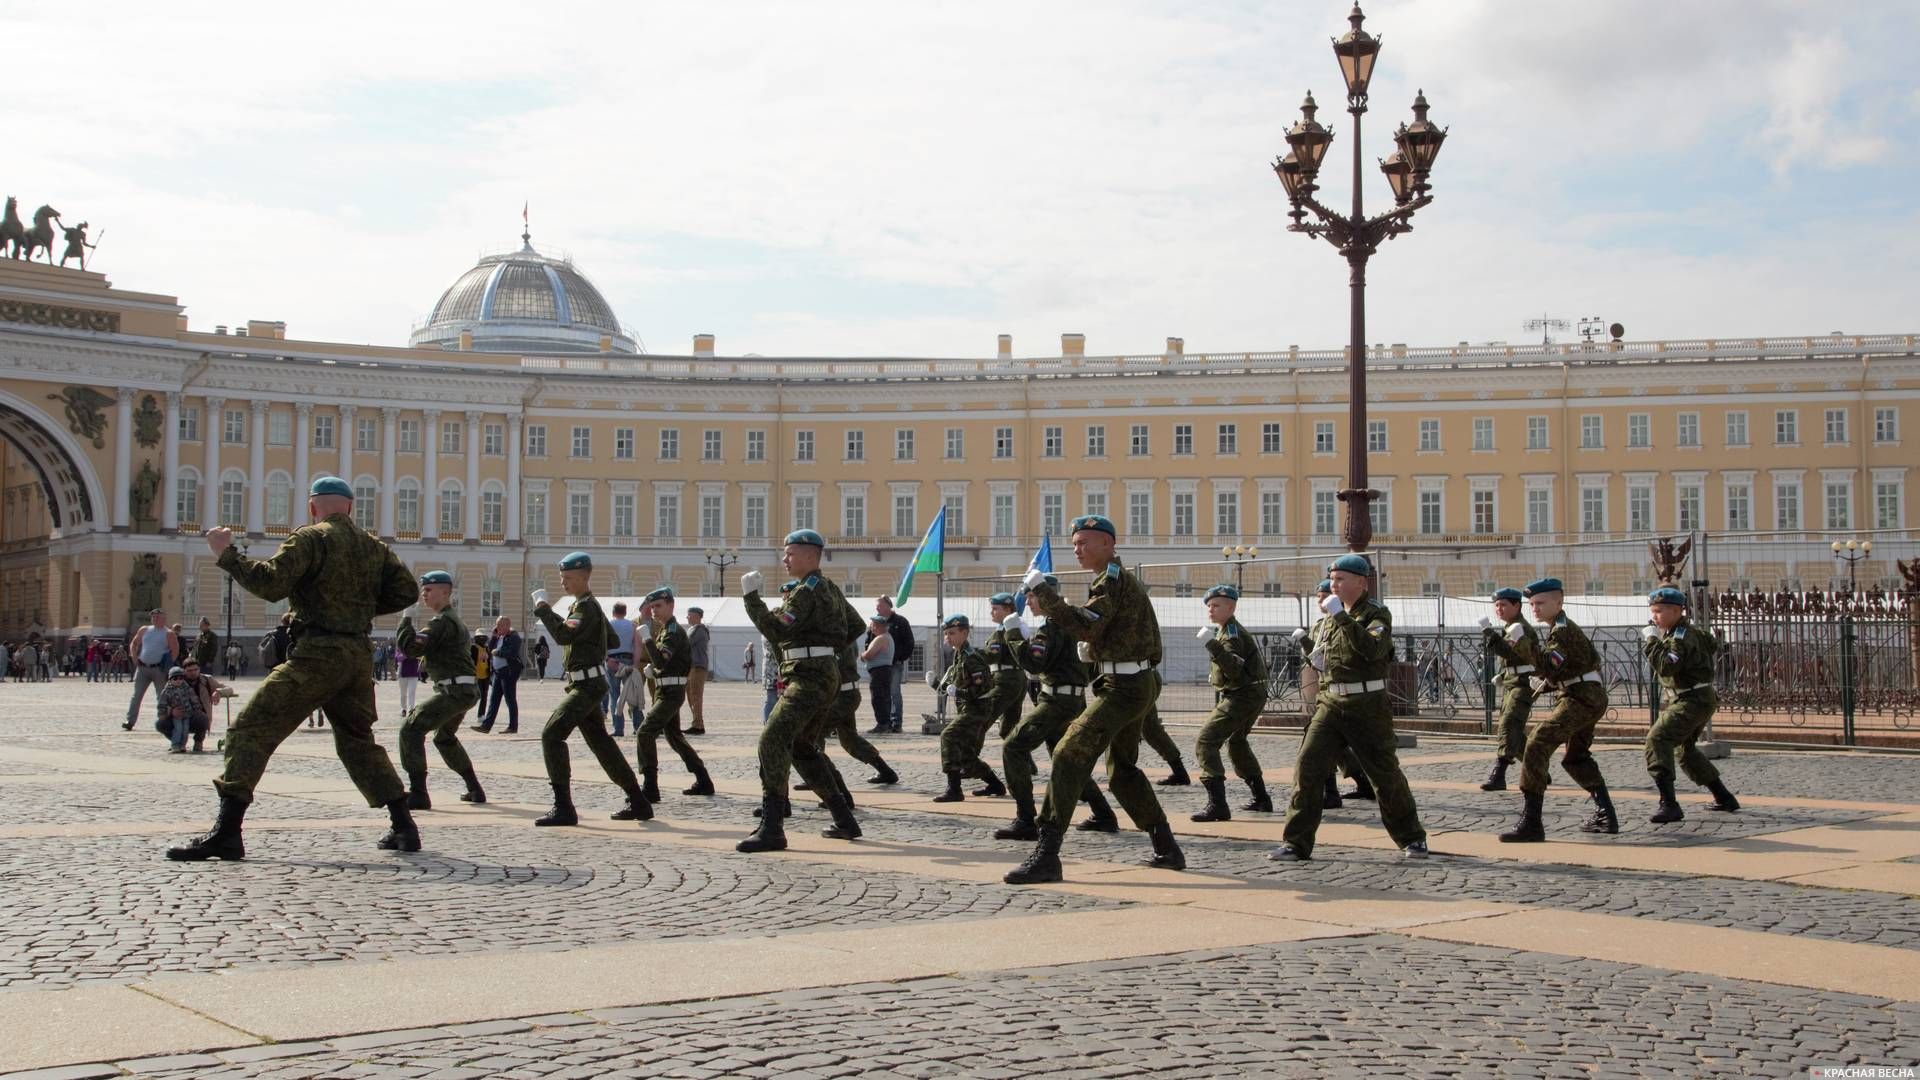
[353,483,375,529]
[843,493,866,537]
[1875,482,1901,529]
[994,427,1014,459]
[1581,487,1605,534]
[1875,407,1898,444]
[1261,422,1282,454]
[1369,420,1390,453]
[567,491,590,537]
[1041,492,1064,536]
[1314,422,1334,454]
[1472,489,1495,533]
[223,409,246,444]
[1775,410,1798,446]
[844,429,864,462]
[1043,426,1063,458]
[744,494,767,539]
[992,493,1015,537]
[1526,488,1551,535]
[1775,481,1800,530]
[1825,408,1848,445]
[1627,413,1650,448]
[1472,417,1494,451]
[611,493,636,538]
[523,489,547,537]
[1676,413,1700,448]
[895,428,914,461]
[357,417,379,453]
[659,428,679,461]
[1678,483,1702,531]
[482,423,503,456]
[703,429,722,461]
[1214,490,1238,536]
[700,494,722,538]
[524,424,546,458]
[1580,415,1602,449]
[1368,496,1387,538]
[942,494,965,536]
[480,489,504,536]
[398,419,420,453]
[1129,424,1150,456]
[1418,418,1440,452]
[218,476,245,526]
[1172,424,1193,455]
[1086,425,1106,458]
[1628,484,1653,532]
[945,428,963,460]
[793,493,816,532]
[267,411,291,446]
[656,493,680,538]
[1725,411,1748,447]
[893,493,916,537]
[1260,490,1284,536]
[1217,423,1237,455]
[795,430,814,462]
[178,406,200,442]
[746,430,766,462]
[481,579,502,621]
[1084,490,1107,520]
[1526,416,1549,450]
[175,475,199,524]
[1418,490,1442,535]
[570,426,591,458]
[1128,491,1151,537]
[437,486,462,535]
[1824,481,1850,530]
[612,428,634,461]
[397,486,422,533]
[440,419,462,455]
[312,414,335,449]
[1313,489,1337,536]
[1171,491,1195,537]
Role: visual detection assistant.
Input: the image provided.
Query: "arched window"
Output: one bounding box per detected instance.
[265,471,293,530]
[395,479,421,534]
[439,480,464,536]
[352,476,378,530]
[175,467,202,528]
[480,480,506,538]
[219,470,247,527]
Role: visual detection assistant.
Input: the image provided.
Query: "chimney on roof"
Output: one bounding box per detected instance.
[457,329,473,351]
[693,333,715,358]
[1165,337,1184,358]
[214,325,228,335]
[997,333,1012,360]
[1061,333,1084,358]
[246,320,286,340]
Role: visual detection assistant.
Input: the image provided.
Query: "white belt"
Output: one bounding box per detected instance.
[988,663,1010,671]
[1673,682,1711,695]
[1097,661,1150,675]
[435,675,477,689]
[564,665,606,683]
[788,646,837,659]
[1507,665,1535,675]
[1573,671,1603,684]
[655,676,689,686]
[1328,679,1387,695]
[1043,685,1085,697]
[839,680,859,692]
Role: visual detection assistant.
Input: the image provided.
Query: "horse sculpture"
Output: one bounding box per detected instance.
[0,197,23,258]
[19,205,60,263]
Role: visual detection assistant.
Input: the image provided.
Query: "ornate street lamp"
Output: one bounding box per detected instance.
[1832,538,1873,595]
[1272,3,1448,553]
[1222,543,1260,592]
[704,546,741,595]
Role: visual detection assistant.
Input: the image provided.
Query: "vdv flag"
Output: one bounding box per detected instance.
[893,510,946,605]
[1013,534,1053,611]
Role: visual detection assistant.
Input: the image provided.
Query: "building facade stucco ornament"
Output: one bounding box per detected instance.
[47,385,114,448]
[133,393,164,448]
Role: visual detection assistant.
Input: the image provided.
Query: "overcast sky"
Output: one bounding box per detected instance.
[12,1,1919,358]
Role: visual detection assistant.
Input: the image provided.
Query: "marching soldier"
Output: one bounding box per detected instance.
[1293,578,1370,808]
[984,593,1026,743]
[1190,584,1272,821]
[1499,578,1617,842]
[633,586,715,802]
[167,476,421,861]
[1270,554,1428,862]
[737,530,864,851]
[824,633,898,786]
[929,614,1004,801]
[995,580,1121,840]
[1005,515,1184,884]
[529,552,652,827]
[1642,586,1740,822]
[1477,587,1539,792]
[1141,701,1192,786]
[395,570,487,809]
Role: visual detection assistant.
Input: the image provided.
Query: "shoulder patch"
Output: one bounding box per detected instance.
[1367,623,1387,638]
[800,572,821,589]
[1673,626,1687,639]
[1224,623,1239,637]
[1105,563,1121,580]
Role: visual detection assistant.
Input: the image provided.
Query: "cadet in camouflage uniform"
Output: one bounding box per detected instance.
[993,579,1120,840]
[930,614,1004,801]
[167,477,421,862]
[1270,554,1428,862]
[821,632,897,785]
[1006,516,1184,884]
[529,552,652,827]
[395,570,486,809]
[1477,587,1540,793]
[633,586,715,803]
[1642,586,1739,822]
[1190,584,1272,822]
[1292,579,1372,808]
[738,530,864,851]
[1499,577,1617,842]
[984,593,1026,742]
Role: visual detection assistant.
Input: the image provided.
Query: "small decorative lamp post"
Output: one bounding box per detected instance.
[704,547,741,596]
[1222,544,1259,592]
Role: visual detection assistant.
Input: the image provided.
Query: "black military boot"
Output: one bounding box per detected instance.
[1706,779,1741,812]
[610,786,654,821]
[377,797,422,852]
[737,798,789,853]
[1322,773,1344,809]
[994,797,1039,840]
[868,762,899,785]
[534,784,579,827]
[1649,776,1684,823]
[641,768,663,804]
[406,771,431,811]
[1191,777,1231,822]
[972,770,1006,797]
[1076,786,1120,832]
[1241,777,1273,813]
[683,765,715,797]
[1499,791,1546,843]
[1343,771,1376,801]
[1145,823,1186,871]
[821,793,862,841]
[795,780,814,792]
[1480,757,1512,792]
[165,794,248,861]
[933,771,965,803]
[752,794,794,819]
[1157,760,1191,786]
[832,770,857,811]
[457,768,487,804]
[1579,784,1620,835]
[1004,823,1064,885]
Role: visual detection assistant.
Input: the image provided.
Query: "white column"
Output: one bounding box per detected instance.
[202,396,224,525]
[247,400,268,535]
[465,410,482,540]
[380,407,398,537]
[293,402,311,493]
[112,388,134,529]
[422,408,441,541]
[338,404,356,489]
[161,392,181,531]
[506,414,523,543]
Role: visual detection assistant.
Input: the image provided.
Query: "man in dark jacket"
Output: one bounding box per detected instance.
[473,616,524,733]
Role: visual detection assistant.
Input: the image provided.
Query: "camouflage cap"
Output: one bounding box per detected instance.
[559,551,593,571]
[309,475,353,499]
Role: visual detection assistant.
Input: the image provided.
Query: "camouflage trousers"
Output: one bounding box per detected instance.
[1195,688,1267,784]
[1038,672,1168,833]
[1281,690,1427,858]
[1003,688,1097,807]
[214,637,403,808]
[398,684,479,781]
[939,703,997,779]
[542,677,642,795]
[1140,702,1184,769]
[1493,681,1537,762]
[1519,682,1609,796]
[758,662,844,801]
[990,678,1025,739]
[635,686,705,777]
[818,687,886,770]
[1646,689,1721,787]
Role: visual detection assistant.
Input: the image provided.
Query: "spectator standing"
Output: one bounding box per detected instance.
[861,614,896,734]
[742,640,757,682]
[475,616,523,733]
[86,638,105,682]
[123,609,180,730]
[111,642,130,681]
[532,636,550,680]
[605,601,637,725]
[224,640,242,680]
[18,640,39,684]
[685,606,711,735]
[471,632,492,719]
[397,642,422,715]
[191,617,221,672]
[877,595,914,733]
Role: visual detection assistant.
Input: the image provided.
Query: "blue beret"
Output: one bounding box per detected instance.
[686,606,703,615]
[1492,587,1524,603]
[1204,583,1239,602]
[1649,586,1687,606]
[418,570,453,586]
[1316,579,1333,594]
[643,585,674,603]
[941,613,971,629]
[783,529,826,548]
[988,592,1017,607]
[1041,573,1059,588]
[1523,577,1563,597]
[309,475,353,499]
[559,551,593,571]
[1327,554,1372,577]
[1070,514,1116,538]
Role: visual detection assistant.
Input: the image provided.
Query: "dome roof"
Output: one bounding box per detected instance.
[410,232,637,354]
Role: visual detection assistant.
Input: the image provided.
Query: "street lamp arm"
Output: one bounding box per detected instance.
[1361,193,1432,239]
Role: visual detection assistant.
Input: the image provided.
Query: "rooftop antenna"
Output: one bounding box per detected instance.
[521,201,532,249]
[1522,314,1570,345]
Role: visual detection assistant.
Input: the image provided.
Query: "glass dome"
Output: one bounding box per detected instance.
[410,232,636,354]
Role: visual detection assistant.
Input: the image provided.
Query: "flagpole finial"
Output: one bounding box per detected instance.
[521,202,532,249]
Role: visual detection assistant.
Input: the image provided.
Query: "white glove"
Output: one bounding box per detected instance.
[1196,624,1216,642]
[1289,627,1308,644]
[1001,613,1024,636]
[925,669,939,689]
[1320,594,1344,616]
[405,606,419,621]
[1021,568,1046,592]
[1504,621,1526,643]
[740,570,764,596]
[1476,615,1492,630]
[1640,624,1658,641]
[1528,676,1547,694]
[530,588,549,607]
[1076,641,1093,663]
[1309,647,1327,671]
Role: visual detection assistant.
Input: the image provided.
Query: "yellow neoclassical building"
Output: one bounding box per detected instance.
[1,234,1916,642]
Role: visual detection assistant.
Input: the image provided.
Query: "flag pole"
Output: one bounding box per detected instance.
[931,569,946,728]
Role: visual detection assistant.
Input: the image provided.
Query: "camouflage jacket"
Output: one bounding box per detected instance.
[1206,616,1268,696]
[1013,618,1090,688]
[1483,617,1541,688]
[1029,557,1160,665]
[396,606,473,683]
[1320,596,1394,684]
[534,593,619,673]
[217,513,416,644]
[1538,614,1601,685]
[1645,617,1716,692]
[742,571,866,671]
[641,617,693,679]
[937,643,994,711]
[983,626,1026,691]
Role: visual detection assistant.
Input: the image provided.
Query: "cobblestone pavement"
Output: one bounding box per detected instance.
[1401,746,1920,804]
[117,937,1920,1080]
